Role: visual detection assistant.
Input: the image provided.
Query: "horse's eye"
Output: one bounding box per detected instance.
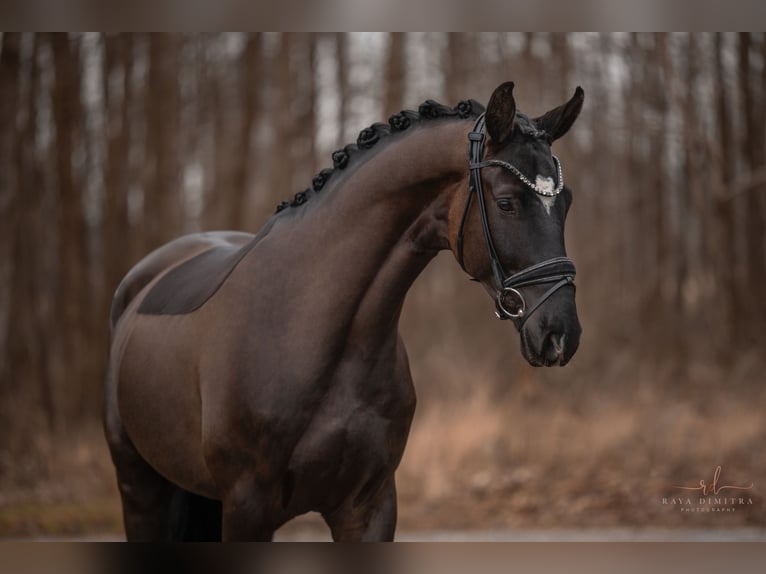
[497,198,515,212]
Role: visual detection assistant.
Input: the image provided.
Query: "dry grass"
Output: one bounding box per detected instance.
[1,374,765,537]
[396,379,766,530]
[0,424,122,537]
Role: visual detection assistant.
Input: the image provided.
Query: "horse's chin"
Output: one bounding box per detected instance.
[520,344,547,367]
[519,328,541,367]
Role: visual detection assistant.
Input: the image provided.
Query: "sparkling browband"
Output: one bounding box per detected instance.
[470,155,564,197]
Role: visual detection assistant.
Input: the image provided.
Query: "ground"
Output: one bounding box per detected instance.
[1,373,765,539]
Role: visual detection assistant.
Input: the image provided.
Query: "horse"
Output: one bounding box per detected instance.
[104,80,584,541]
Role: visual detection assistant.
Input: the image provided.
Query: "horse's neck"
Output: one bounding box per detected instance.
[266,120,470,350]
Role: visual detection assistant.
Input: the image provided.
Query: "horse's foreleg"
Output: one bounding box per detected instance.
[323,477,398,542]
[221,482,277,541]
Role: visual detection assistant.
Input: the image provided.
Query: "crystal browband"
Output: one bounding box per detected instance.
[469,155,564,197]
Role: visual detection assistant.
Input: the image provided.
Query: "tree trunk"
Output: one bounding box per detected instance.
[713,33,739,354]
[0,34,20,330]
[643,34,669,352]
[50,33,88,428]
[550,33,572,101]
[522,33,543,95]
[738,33,765,341]
[0,33,20,220]
[624,33,642,319]
[383,33,406,117]
[0,33,23,441]
[444,33,465,107]
[229,33,261,229]
[102,34,134,309]
[143,33,181,250]
[271,33,294,203]
[292,33,317,188]
[210,42,231,229]
[335,33,349,146]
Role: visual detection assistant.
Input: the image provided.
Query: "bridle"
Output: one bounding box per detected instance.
[456,114,577,326]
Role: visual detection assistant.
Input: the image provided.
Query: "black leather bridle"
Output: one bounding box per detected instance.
[456,114,577,326]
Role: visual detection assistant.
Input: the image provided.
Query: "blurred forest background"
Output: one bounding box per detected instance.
[1,33,766,537]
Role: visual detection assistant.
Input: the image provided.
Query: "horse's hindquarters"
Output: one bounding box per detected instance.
[113,312,217,499]
[106,231,256,504]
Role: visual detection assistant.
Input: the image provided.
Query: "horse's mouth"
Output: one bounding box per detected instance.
[519,329,570,368]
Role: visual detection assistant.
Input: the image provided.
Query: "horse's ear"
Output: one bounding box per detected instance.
[485,81,517,145]
[533,86,584,143]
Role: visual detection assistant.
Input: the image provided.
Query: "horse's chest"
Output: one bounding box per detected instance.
[287,380,414,513]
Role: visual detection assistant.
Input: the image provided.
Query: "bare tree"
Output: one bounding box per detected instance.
[292,33,318,186]
[712,33,739,352]
[335,33,349,146]
[383,33,406,117]
[142,33,181,250]
[642,34,670,349]
[270,33,294,201]
[444,33,463,106]
[102,34,135,304]
[738,33,766,339]
[229,33,262,229]
[0,34,20,315]
[550,33,572,101]
[0,33,23,439]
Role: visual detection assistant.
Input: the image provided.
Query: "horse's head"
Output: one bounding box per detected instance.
[450,81,584,367]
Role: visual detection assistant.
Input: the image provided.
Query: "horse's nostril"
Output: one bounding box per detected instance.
[545,332,566,364]
[552,333,565,355]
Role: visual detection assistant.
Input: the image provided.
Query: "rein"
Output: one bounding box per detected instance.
[456,114,576,326]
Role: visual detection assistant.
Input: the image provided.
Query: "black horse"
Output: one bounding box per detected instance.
[104,81,584,540]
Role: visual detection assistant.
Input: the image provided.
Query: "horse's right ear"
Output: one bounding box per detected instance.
[485,81,517,145]
[533,86,584,143]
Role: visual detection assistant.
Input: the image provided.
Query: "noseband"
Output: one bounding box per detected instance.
[456,114,576,326]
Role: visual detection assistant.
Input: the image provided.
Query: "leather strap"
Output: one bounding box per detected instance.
[455,114,577,326]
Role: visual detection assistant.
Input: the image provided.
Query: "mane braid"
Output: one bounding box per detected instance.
[275,98,485,213]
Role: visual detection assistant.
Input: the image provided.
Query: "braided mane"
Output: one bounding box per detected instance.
[275,99,486,213]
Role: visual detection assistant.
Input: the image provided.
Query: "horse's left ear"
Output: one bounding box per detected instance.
[533,86,584,143]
